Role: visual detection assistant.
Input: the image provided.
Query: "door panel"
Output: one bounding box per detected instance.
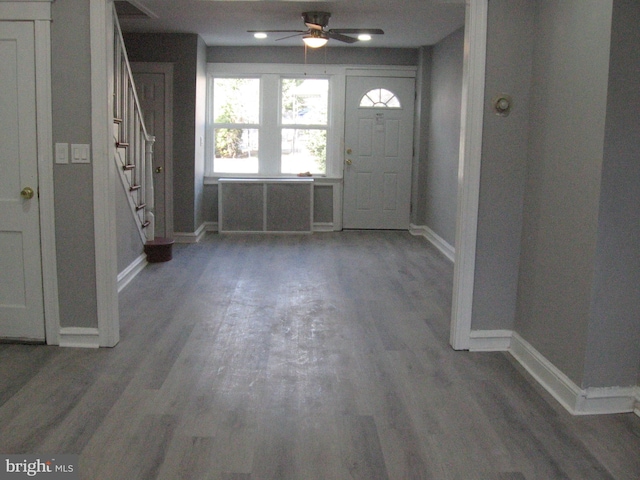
[131,63,173,239]
[343,76,415,229]
[0,22,45,340]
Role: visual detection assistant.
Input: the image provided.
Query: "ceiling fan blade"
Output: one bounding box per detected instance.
[329,28,384,35]
[305,22,324,31]
[247,30,306,33]
[325,31,358,44]
[275,32,307,41]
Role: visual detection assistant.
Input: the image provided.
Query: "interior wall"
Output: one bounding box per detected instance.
[514,0,613,386]
[424,27,464,247]
[583,0,640,389]
[412,46,432,226]
[194,35,207,231]
[470,0,533,331]
[115,178,144,275]
[207,46,419,66]
[201,47,421,227]
[123,32,200,233]
[51,0,98,329]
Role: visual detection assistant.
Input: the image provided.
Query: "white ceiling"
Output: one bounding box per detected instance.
[117,0,466,48]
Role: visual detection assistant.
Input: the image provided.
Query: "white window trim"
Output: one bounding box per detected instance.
[205,63,417,183]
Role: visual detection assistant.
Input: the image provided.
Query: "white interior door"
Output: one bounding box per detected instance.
[0,22,45,340]
[131,63,173,239]
[343,75,415,229]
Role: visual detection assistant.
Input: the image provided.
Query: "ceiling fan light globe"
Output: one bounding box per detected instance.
[302,34,328,48]
[253,32,268,39]
[357,34,372,41]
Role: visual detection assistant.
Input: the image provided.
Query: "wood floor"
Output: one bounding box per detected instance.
[1,231,639,479]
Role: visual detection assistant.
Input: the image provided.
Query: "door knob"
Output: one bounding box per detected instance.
[21,187,35,200]
[155,166,163,173]
[345,159,352,166]
[346,148,352,154]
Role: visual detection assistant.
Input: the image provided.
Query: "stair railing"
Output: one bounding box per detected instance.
[112,7,155,242]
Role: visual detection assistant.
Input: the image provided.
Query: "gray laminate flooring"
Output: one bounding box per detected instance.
[1,231,639,479]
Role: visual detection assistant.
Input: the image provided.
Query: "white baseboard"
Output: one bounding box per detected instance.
[313,222,334,232]
[509,332,637,415]
[634,387,640,418]
[204,221,218,232]
[468,329,512,351]
[174,222,207,243]
[59,327,100,348]
[409,224,455,262]
[117,254,147,292]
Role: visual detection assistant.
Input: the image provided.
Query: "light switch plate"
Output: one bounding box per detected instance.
[55,143,68,164]
[71,144,91,164]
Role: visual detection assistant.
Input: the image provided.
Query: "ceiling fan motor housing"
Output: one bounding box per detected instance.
[303,11,331,28]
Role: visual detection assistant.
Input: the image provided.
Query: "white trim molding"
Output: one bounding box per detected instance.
[634,388,640,418]
[59,327,100,349]
[117,254,147,292]
[410,224,455,262]
[313,222,334,233]
[509,332,638,415]
[449,0,488,351]
[34,11,61,346]
[468,329,512,352]
[174,222,208,243]
[91,0,120,347]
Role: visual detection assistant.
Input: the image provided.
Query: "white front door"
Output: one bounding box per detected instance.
[0,22,45,340]
[343,76,415,229]
[131,63,173,239]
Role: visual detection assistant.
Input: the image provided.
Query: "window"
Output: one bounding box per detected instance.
[206,65,337,177]
[212,78,260,173]
[280,78,328,174]
[359,88,401,108]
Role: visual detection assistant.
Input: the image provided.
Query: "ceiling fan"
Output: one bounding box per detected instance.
[248,12,384,48]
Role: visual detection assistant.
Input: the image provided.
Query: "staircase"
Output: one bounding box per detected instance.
[112,9,155,244]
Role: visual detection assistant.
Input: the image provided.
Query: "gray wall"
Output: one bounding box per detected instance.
[514,0,613,386]
[424,28,464,246]
[412,46,432,226]
[194,36,208,230]
[207,46,418,66]
[51,0,98,329]
[116,178,144,275]
[123,33,203,234]
[471,0,534,331]
[313,186,333,224]
[583,0,640,388]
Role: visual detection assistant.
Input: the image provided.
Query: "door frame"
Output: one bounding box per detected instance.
[449,0,488,350]
[88,0,488,350]
[92,0,120,347]
[0,1,60,345]
[130,62,174,239]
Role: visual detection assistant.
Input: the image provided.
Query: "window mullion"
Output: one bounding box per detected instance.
[260,74,280,175]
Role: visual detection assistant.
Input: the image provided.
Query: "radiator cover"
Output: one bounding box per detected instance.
[218,178,314,233]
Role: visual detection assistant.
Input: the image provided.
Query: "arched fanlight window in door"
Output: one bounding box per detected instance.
[359,88,401,108]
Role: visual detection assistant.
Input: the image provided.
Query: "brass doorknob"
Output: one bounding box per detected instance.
[345,159,352,166]
[155,166,163,173]
[346,148,352,154]
[21,187,35,200]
